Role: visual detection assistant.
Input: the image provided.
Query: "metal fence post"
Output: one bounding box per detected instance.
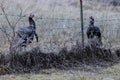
[80,0,84,48]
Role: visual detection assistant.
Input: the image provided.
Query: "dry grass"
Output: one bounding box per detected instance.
[0,0,120,80]
[0,43,120,79]
[0,63,120,80]
[0,0,120,52]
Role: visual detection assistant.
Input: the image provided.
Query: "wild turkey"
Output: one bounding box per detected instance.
[86,16,102,46]
[11,14,38,48]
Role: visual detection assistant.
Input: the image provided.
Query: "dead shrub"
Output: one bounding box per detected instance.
[0,43,119,74]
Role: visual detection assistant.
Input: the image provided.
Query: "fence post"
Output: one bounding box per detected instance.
[80,0,84,48]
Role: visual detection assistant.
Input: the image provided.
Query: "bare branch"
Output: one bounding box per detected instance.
[0,5,13,29]
[0,24,11,42]
[14,7,23,27]
[0,5,24,37]
[0,4,16,37]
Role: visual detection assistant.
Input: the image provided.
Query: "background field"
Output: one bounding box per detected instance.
[0,0,120,80]
[0,0,120,52]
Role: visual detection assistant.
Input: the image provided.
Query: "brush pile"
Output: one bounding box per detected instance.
[0,43,120,74]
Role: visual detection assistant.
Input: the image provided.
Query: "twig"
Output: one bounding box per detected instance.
[14,7,23,27]
[0,24,11,42]
[0,6,13,30]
